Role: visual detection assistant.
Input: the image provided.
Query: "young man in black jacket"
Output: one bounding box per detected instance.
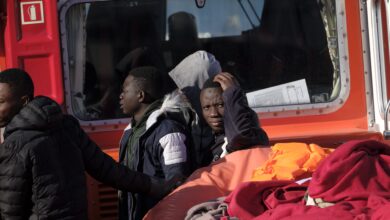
[118,66,191,220]
[200,72,269,162]
[0,68,178,220]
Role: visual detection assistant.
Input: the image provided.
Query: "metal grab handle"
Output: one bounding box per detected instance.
[383,100,390,139]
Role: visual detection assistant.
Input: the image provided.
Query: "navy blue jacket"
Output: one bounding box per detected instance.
[118,92,191,220]
[210,86,269,161]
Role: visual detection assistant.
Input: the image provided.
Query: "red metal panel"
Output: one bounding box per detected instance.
[0,0,6,71]
[4,0,63,104]
[380,0,390,99]
[0,38,4,71]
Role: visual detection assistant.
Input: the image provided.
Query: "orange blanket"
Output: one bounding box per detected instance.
[144,143,332,219]
[252,143,333,181]
[144,147,271,220]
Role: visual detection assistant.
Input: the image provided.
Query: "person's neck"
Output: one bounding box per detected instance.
[133,104,150,125]
[213,130,224,136]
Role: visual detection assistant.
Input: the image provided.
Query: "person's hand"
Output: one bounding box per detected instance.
[148,175,186,199]
[213,72,239,91]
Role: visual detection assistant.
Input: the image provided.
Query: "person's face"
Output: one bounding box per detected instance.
[200,87,224,134]
[0,83,24,127]
[119,76,142,116]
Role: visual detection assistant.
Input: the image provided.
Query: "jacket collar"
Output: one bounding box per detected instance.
[4,96,63,138]
[124,90,192,131]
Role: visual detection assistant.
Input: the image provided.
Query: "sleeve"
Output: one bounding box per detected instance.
[0,141,31,219]
[222,86,269,152]
[65,116,152,194]
[158,130,190,180]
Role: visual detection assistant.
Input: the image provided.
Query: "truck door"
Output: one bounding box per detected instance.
[59,0,375,219]
[366,0,390,140]
[2,0,63,103]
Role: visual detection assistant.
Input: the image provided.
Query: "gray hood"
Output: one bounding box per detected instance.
[168,50,221,116]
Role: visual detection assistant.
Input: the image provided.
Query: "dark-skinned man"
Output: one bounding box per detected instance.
[0,68,178,219]
[118,66,191,220]
[200,72,269,162]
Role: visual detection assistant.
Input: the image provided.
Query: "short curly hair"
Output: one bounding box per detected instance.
[128,66,163,102]
[202,76,221,90]
[0,68,34,100]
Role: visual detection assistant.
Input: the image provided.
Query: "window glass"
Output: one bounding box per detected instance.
[64,0,339,121]
[166,0,264,38]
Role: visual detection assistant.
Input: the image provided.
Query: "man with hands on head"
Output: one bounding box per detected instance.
[200,72,269,162]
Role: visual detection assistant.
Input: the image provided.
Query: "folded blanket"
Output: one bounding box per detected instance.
[252,143,333,181]
[225,180,303,219]
[309,139,390,206]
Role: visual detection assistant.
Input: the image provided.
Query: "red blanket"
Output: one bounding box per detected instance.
[226,140,390,220]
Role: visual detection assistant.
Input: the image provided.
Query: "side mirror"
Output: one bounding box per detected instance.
[195,0,206,8]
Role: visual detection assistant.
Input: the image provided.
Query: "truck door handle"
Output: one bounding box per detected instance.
[383,100,390,139]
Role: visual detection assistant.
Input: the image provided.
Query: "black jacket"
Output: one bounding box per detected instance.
[210,86,269,161]
[0,96,151,220]
[118,91,191,220]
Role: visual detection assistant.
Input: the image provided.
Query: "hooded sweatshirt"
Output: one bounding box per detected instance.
[169,50,269,165]
[169,50,221,167]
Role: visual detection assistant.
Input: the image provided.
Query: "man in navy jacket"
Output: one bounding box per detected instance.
[200,72,269,162]
[118,66,191,220]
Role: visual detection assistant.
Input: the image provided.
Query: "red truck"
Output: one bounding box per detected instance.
[2,0,390,219]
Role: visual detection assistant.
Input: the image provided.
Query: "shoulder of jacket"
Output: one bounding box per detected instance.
[156,117,185,130]
[149,119,187,142]
[62,115,80,127]
[2,130,48,152]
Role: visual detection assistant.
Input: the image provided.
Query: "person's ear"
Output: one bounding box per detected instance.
[21,95,30,107]
[138,90,145,103]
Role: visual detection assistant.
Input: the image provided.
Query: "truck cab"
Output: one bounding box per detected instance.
[1,0,390,219]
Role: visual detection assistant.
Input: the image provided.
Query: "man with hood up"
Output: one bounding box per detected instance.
[118,66,191,220]
[168,50,221,168]
[169,51,269,166]
[0,68,178,219]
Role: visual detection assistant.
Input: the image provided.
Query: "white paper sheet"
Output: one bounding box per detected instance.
[246,79,311,107]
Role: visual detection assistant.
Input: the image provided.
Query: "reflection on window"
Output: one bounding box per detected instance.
[64,0,339,121]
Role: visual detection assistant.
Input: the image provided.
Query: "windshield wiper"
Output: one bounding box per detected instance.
[237,0,261,28]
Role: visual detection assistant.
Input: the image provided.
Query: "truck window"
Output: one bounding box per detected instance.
[61,0,341,121]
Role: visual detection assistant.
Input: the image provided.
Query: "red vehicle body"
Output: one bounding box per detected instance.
[1,0,390,219]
